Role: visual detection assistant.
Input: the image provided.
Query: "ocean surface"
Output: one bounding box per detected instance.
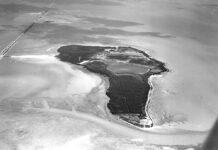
[0,0,218,149]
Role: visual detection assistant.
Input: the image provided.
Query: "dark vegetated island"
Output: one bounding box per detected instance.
[56,45,168,128]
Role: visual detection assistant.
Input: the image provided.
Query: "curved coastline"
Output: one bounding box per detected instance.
[3,54,208,147]
[56,45,169,128]
[24,107,207,146]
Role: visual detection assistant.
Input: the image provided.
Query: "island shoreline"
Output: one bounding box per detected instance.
[56,45,169,128]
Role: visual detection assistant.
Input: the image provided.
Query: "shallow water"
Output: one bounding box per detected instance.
[0,0,218,149]
[0,56,106,114]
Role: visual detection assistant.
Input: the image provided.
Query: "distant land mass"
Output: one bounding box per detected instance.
[56,45,168,128]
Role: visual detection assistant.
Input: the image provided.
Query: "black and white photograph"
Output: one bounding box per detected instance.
[0,0,218,149]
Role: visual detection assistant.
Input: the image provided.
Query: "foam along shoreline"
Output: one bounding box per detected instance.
[0,54,208,147]
[10,55,57,63]
[56,45,168,128]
